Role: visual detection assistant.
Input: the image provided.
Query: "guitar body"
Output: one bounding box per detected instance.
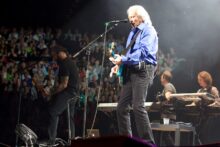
[32,78,53,102]
[117,64,124,85]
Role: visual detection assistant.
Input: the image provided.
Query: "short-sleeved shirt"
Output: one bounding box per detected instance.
[162,83,176,97]
[161,83,177,119]
[58,57,79,95]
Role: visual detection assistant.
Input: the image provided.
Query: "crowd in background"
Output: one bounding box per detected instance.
[0,27,183,143]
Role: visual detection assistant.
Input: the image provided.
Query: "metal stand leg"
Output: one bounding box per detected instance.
[160,132,163,146]
[193,128,196,146]
[194,128,202,145]
[175,127,180,146]
[67,97,78,145]
[67,99,71,145]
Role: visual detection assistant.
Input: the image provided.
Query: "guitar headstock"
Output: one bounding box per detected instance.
[108,42,116,57]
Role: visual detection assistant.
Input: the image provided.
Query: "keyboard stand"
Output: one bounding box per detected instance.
[151,123,196,146]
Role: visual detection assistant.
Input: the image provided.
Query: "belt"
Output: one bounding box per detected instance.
[129,61,154,68]
[127,62,154,72]
[131,61,156,66]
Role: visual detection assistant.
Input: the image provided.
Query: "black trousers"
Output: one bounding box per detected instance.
[117,64,155,143]
[48,90,77,143]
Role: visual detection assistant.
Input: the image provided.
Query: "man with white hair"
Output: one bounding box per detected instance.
[110,5,158,144]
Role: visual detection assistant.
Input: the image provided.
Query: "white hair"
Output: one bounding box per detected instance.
[127,5,152,26]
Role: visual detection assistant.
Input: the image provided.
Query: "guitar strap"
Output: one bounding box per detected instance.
[121,29,142,55]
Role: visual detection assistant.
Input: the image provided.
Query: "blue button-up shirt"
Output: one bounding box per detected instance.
[121,23,158,65]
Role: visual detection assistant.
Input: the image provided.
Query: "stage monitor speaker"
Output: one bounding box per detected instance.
[71,135,154,147]
[15,123,38,146]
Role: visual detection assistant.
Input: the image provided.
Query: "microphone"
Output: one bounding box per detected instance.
[107,19,128,23]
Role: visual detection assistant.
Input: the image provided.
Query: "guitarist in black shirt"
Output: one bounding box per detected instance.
[47,47,79,145]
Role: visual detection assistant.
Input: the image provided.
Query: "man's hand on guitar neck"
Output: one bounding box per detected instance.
[109,54,122,65]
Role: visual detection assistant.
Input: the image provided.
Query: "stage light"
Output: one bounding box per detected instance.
[15,123,38,147]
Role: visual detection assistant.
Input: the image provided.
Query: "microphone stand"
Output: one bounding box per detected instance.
[72,22,119,139]
[86,21,111,139]
[15,69,24,147]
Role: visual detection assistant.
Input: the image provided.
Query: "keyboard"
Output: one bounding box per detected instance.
[170,92,214,101]
[97,102,160,112]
